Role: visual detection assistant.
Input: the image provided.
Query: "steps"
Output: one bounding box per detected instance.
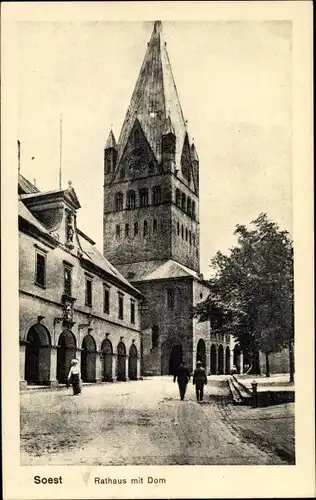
[228,375,253,405]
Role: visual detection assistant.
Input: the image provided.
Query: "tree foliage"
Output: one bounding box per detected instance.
[194,214,294,374]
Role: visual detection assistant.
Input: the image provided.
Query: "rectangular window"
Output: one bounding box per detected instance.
[167,289,175,310]
[125,223,129,237]
[64,265,72,296]
[35,252,46,287]
[116,224,121,238]
[118,294,124,319]
[85,278,92,307]
[130,300,135,324]
[103,285,110,314]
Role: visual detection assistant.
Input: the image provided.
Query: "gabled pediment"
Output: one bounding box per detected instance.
[112,119,160,182]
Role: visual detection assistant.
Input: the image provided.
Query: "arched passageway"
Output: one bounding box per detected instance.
[196,338,206,369]
[225,346,231,374]
[168,344,183,375]
[218,344,224,374]
[57,330,76,383]
[101,338,113,382]
[81,334,96,382]
[128,344,138,380]
[25,324,51,385]
[210,344,217,374]
[233,344,241,374]
[117,342,126,381]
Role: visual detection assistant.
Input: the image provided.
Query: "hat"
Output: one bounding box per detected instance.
[196,360,202,366]
[71,359,78,365]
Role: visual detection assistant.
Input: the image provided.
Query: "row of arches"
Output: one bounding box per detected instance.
[159,339,232,376]
[116,218,160,239]
[24,325,138,386]
[114,186,161,211]
[175,188,196,219]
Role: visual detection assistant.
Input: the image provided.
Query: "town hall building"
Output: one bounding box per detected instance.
[103,21,233,376]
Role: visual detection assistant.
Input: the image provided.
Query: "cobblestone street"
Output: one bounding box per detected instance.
[20,377,290,466]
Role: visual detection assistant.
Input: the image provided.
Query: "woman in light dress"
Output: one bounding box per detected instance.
[67,359,81,395]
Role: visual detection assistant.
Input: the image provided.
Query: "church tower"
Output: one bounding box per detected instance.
[103,22,215,377]
[103,21,200,274]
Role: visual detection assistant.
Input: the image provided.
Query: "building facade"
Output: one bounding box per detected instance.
[103,21,233,375]
[19,174,143,389]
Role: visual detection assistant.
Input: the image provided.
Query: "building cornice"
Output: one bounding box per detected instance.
[19,288,141,334]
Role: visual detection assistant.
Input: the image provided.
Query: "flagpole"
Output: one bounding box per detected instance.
[59,114,62,189]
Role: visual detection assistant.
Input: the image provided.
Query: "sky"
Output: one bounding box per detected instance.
[17,20,292,278]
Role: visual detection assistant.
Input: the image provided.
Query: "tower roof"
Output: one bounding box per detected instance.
[105,129,117,150]
[116,21,187,165]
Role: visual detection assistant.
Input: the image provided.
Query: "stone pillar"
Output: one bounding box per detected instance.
[230,348,234,374]
[112,354,117,382]
[95,352,102,383]
[223,349,226,375]
[205,345,211,375]
[240,352,244,375]
[137,356,141,379]
[20,343,27,390]
[49,346,58,387]
[125,355,129,382]
[215,346,219,375]
[76,349,81,366]
[192,348,196,372]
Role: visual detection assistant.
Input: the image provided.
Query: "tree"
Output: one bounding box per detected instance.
[194,213,294,380]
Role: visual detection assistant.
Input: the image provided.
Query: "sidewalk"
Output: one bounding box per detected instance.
[222,399,295,464]
[236,373,294,391]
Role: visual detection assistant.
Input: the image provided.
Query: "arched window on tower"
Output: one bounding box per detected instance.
[153,219,158,234]
[181,225,184,239]
[139,188,149,207]
[181,192,186,211]
[115,192,123,211]
[134,222,138,236]
[187,197,191,215]
[116,224,121,238]
[189,230,192,245]
[125,223,129,238]
[126,190,136,209]
[185,228,188,241]
[152,325,159,349]
[192,200,196,219]
[143,220,148,237]
[175,189,180,207]
[177,222,180,236]
[152,186,161,205]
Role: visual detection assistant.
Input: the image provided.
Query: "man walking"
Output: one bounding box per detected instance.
[193,360,207,402]
[173,361,191,401]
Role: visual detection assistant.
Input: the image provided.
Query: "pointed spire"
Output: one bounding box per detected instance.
[116,21,187,166]
[105,129,117,150]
